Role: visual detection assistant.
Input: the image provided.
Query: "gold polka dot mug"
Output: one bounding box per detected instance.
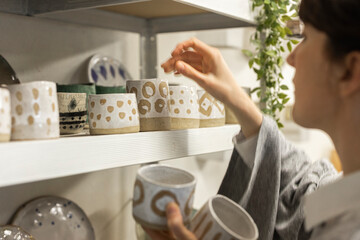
[57,93,87,135]
[197,90,225,128]
[7,81,59,141]
[0,88,11,142]
[169,85,200,130]
[88,93,139,135]
[190,195,258,240]
[132,164,196,230]
[126,79,171,131]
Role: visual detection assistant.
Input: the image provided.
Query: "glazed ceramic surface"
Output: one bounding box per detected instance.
[88,93,139,135]
[95,85,126,94]
[133,164,196,230]
[7,81,59,140]
[126,79,171,131]
[197,90,225,127]
[190,195,258,240]
[0,225,35,240]
[88,54,132,86]
[0,88,11,142]
[12,196,94,240]
[169,86,199,129]
[57,93,87,134]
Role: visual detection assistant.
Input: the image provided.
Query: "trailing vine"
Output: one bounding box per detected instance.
[243,0,300,128]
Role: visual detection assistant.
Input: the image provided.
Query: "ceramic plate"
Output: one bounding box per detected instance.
[12,196,95,240]
[88,54,132,86]
[0,225,35,240]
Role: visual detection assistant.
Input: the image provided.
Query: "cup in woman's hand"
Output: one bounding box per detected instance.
[132,164,196,230]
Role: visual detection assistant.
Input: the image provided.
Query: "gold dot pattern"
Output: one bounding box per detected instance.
[27,115,34,125]
[46,118,51,126]
[159,82,169,98]
[128,100,132,105]
[170,91,173,95]
[142,82,156,98]
[106,116,111,122]
[16,105,23,115]
[11,117,15,125]
[119,112,126,119]
[170,99,175,105]
[100,99,106,105]
[181,90,184,94]
[129,116,132,121]
[92,122,96,128]
[107,106,114,113]
[132,108,137,115]
[33,103,40,115]
[48,88,53,96]
[138,100,151,115]
[117,101,124,108]
[16,91,22,101]
[155,99,165,113]
[91,101,95,108]
[0,108,3,114]
[187,109,191,114]
[97,114,101,120]
[5,96,9,102]
[90,112,94,119]
[52,103,56,112]
[174,108,180,114]
[32,88,39,100]
[179,99,184,104]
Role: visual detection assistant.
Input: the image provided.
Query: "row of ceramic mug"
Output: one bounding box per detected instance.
[0,79,229,142]
[132,164,259,240]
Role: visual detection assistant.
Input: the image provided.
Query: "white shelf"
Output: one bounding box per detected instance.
[0,125,239,188]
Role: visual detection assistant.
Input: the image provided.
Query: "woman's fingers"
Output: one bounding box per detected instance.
[171,38,213,58]
[175,61,209,87]
[162,51,203,73]
[166,202,197,240]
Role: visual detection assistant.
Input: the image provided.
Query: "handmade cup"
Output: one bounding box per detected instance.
[126,79,171,131]
[57,93,87,134]
[169,85,199,130]
[0,87,11,142]
[190,195,258,240]
[197,90,225,127]
[7,81,59,140]
[132,164,196,230]
[88,93,139,135]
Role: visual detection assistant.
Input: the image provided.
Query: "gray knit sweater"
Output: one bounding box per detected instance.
[218,116,338,240]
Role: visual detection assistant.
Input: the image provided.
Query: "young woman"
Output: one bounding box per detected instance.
[144,0,360,239]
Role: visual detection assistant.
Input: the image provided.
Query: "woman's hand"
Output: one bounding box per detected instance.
[161,38,262,137]
[142,202,197,240]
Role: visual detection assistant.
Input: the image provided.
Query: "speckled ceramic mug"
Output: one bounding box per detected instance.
[0,87,11,142]
[126,79,171,131]
[197,90,225,127]
[190,195,258,240]
[7,81,59,141]
[88,93,139,135]
[57,93,87,134]
[132,164,196,230]
[169,85,199,130]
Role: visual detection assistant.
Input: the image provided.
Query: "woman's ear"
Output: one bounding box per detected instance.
[339,51,360,97]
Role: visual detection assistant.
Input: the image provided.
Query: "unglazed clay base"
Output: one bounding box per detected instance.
[90,125,140,135]
[11,123,60,141]
[171,118,200,130]
[200,118,225,128]
[140,117,171,131]
[0,133,10,142]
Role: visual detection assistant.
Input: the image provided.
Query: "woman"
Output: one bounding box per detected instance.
[144,0,360,239]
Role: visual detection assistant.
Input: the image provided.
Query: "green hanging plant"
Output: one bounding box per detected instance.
[243,0,300,128]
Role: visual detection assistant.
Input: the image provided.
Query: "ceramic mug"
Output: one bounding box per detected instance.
[190,195,258,240]
[126,79,171,131]
[169,85,199,130]
[0,87,11,142]
[57,93,87,134]
[88,93,139,135]
[132,164,196,230]
[7,81,59,141]
[197,90,225,127]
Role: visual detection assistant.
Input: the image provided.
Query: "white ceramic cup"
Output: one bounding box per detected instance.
[7,81,59,141]
[126,79,171,131]
[132,164,196,230]
[190,195,258,240]
[57,93,87,134]
[169,85,199,130]
[88,93,139,135]
[197,90,225,127]
[0,87,11,142]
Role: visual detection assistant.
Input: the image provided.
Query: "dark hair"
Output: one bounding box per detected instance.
[299,0,360,59]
